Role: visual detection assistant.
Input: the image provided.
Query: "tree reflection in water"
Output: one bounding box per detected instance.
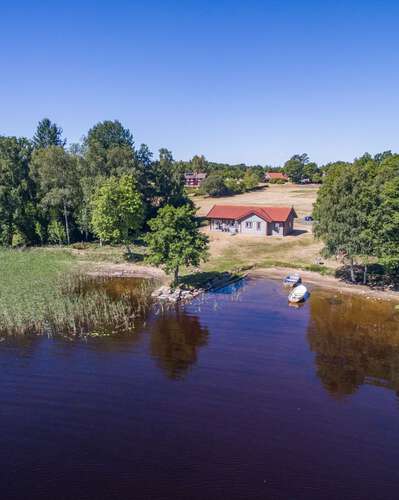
[149,309,209,380]
[307,292,399,398]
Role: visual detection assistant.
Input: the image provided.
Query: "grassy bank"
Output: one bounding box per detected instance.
[0,248,154,336]
[0,248,75,331]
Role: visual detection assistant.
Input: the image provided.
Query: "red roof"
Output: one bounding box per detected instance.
[266,172,288,180]
[206,205,297,222]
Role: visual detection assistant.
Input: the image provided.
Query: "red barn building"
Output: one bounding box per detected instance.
[184,172,207,188]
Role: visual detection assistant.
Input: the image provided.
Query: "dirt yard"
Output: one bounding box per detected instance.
[191,183,337,272]
[194,183,318,218]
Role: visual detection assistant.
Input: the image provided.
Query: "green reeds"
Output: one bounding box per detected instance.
[0,249,154,336]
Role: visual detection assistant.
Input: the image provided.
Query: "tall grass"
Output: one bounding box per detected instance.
[0,249,154,336]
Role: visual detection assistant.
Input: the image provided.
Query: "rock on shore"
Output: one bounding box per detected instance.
[151,285,203,303]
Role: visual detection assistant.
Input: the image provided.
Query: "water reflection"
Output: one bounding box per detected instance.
[149,310,209,380]
[307,291,399,397]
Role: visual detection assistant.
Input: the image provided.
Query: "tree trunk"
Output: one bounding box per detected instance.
[126,244,132,258]
[63,200,70,245]
[363,264,368,285]
[349,258,355,283]
[173,266,179,287]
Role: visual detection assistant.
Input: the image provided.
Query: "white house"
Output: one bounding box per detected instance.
[206,205,297,236]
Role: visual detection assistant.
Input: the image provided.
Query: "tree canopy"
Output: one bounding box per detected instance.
[91,174,144,251]
[33,118,66,149]
[144,205,209,284]
[313,153,399,282]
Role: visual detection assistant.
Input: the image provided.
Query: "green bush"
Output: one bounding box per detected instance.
[11,230,26,248]
[269,178,287,184]
[48,220,66,245]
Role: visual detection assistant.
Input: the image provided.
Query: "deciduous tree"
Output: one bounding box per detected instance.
[0,136,34,245]
[145,205,209,285]
[91,174,144,253]
[30,146,80,245]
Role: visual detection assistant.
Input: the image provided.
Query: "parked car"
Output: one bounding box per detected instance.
[303,215,313,222]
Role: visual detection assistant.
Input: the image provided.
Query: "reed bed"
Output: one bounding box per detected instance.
[0,249,154,336]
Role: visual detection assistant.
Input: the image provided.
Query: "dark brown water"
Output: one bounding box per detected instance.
[1,278,399,500]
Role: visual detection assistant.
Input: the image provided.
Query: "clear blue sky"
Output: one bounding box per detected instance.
[1,0,398,165]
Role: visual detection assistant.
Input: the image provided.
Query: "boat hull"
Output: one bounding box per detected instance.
[288,285,309,303]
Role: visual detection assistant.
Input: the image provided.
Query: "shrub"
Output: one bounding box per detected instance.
[48,220,66,245]
[11,230,26,248]
[200,174,229,197]
[269,178,287,184]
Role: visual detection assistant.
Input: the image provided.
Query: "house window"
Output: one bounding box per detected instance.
[245,221,252,229]
[256,222,261,231]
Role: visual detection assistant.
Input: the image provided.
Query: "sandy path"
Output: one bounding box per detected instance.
[250,267,399,303]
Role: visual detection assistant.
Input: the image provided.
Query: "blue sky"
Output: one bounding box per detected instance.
[1,0,398,165]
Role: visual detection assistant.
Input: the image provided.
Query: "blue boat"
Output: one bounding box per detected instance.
[283,273,301,287]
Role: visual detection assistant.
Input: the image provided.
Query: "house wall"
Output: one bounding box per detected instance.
[209,212,294,236]
[268,221,284,236]
[283,214,294,235]
[209,219,237,232]
[239,214,267,236]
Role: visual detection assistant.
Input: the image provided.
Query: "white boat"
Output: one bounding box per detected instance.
[288,284,309,303]
[283,273,301,287]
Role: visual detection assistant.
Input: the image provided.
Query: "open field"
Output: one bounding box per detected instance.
[194,183,319,218]
[190,183,337,273]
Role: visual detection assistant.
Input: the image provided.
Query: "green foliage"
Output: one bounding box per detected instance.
[145,205,209,284]
[30,145,80,244]
[32,118,66,149]
[48,219,66,245]
[0,136,34,245]
[314,153,399,281]
[200,173,229,196]
[283,153,309,183]
[268,178,286,184]
[34,221,45,244]
[84,120,136,178]
[0,249,153,335]
[150,149,189,209]
[370,155,399,272]
[303,162,319,181]
[91,174,144,246]
[12,230,26,247]
[241,171,259,191]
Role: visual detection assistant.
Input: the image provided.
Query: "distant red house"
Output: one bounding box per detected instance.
[265,172,289,182]
[207,205,297,236]
[184,172,207,188]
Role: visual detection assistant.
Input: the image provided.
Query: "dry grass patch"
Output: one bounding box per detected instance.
[193,183,319,219]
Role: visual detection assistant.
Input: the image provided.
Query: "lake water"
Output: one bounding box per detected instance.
[1,277,399,500]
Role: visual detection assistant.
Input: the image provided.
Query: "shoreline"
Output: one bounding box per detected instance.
[85,263,167,281]
[84,260,399,303]
[250,267,399,302]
